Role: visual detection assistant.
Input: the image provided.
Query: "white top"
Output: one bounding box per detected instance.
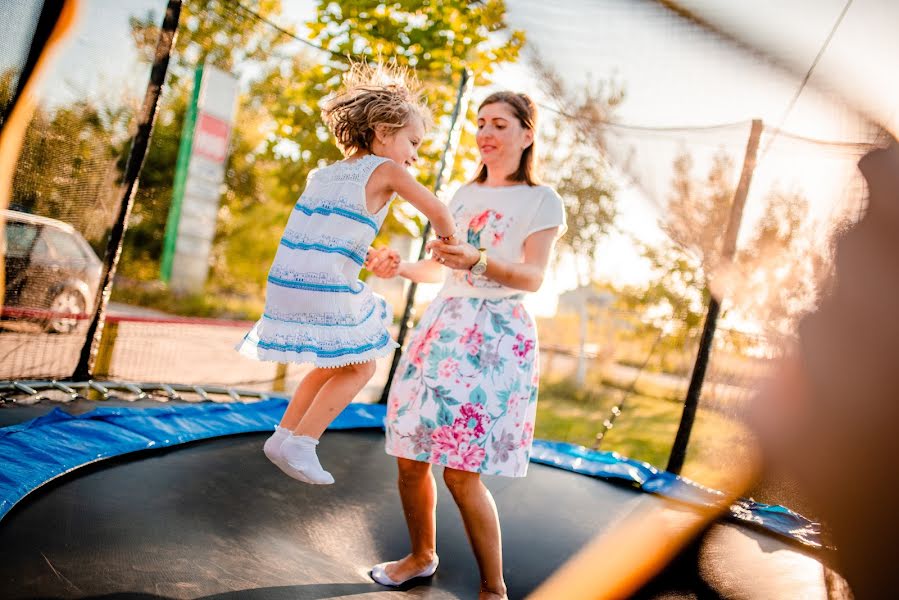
[236,154,399,367]
[438,182,566,299]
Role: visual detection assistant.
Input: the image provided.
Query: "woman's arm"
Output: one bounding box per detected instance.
[428,227,561,293]
[397,258,444,284]
[366,246,444,284]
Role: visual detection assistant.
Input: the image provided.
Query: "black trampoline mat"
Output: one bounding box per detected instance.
[0,402,833,599]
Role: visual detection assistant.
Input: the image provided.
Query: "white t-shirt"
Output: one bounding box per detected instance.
[438,182,566,299]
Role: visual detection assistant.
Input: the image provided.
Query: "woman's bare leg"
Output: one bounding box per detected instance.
[443,468,508,600]
[383,458,439,581]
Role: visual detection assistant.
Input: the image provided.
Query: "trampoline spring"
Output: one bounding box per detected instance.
[87,380,111,398]
[159,383,181,401]
[119,382,149,400]
[12,381,38,395]
[192,386,211,402]
[49,380,82,400]
[9,381,49,405]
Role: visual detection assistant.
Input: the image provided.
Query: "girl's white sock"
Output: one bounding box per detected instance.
[263,426,316,484]
[280,434,335,485]
[262,426,290,465]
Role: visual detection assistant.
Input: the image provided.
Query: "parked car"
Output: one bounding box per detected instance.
[2,210,102,333]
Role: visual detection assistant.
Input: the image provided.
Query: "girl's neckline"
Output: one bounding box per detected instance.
[340,153,380,167]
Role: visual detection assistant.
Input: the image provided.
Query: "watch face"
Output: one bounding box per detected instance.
[471,263,487,276]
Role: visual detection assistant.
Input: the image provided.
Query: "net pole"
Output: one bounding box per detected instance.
[72,1,182,380]
[378,68,473,404]
[1,0,80,317]
[666,118,763,474]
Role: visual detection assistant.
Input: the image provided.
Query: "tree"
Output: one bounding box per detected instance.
[730,187,830,339]
[120,1,290,286]
[10,97,134,255]
[528,51,621,286]
[262,0,525,227]
[218,0,526,295]
[121,1,526,302]
[630,148,830,360]
[527,52,623,383]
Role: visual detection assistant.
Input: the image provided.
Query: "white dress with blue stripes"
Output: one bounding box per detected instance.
[236,154,399,367]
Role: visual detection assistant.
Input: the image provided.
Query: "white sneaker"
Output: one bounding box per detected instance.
[370,556,439,587]
[279,434,335,485]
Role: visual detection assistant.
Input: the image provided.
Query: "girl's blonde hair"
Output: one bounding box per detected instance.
[322,62,431,156]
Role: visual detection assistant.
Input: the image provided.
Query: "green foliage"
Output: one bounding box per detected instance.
[625,147,827,347]
[10,93,134,254]
[530,53,622,285]
[612,150,735,359]
[536,375,751,485]
[546,135,618,285]
[120,0,524,309]
[110,276,264,320]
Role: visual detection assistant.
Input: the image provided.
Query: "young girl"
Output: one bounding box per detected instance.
[236,63,458,485]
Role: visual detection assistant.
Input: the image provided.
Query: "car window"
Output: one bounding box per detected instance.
[4,221,38,258]
[31,234,52,259]
[44,228,86,262]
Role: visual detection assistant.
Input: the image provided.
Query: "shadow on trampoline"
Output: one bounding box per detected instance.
[31,582,434,600]
[0,402,839,600]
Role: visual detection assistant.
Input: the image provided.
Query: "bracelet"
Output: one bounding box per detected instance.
[435,230,455,242]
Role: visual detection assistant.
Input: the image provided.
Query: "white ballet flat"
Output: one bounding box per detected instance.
[370,556,439,587]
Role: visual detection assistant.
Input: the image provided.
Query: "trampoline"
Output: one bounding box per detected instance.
[1,1,879,597]
[0,396,836,599]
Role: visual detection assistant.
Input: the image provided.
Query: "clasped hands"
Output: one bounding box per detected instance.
[365,235,480,278]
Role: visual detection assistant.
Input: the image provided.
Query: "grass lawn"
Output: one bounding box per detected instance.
[534,377,755,488]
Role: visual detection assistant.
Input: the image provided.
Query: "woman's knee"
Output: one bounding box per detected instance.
[442,467,479,492]
[397,457,432,484]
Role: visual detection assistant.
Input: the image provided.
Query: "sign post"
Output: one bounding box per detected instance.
[160,64,238,294]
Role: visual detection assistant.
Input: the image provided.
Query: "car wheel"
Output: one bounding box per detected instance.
[45,289,86,334]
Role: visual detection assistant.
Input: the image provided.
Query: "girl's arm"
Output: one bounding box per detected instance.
[428,227,560,293]
[366,247,444,284]
[379,161,457,240]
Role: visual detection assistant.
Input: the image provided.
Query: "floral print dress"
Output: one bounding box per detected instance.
[385,183,565,477]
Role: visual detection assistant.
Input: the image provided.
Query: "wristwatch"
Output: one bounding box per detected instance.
[470,247,487,276]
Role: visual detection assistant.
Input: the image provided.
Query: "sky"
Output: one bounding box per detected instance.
[3,1,161,111]
[482,0,889,295]
[15,0,895,317]
[277,1,893,304]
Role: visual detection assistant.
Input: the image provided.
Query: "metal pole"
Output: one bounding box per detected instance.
[378,69,474,404]
[666,118,763,474]
[1,0,79,313]
[72,1,182,380]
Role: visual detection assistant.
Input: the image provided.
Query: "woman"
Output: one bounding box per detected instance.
[367,91,565,600]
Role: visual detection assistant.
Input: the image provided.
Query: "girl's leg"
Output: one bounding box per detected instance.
[264,367,336,464]
[280,360,376,484]
[382,458,439,581]
[443,468,508,600]
[292,360,376,439]
[279,367,338,429]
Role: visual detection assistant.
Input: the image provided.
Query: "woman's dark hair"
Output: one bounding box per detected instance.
[472,91,539,185]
